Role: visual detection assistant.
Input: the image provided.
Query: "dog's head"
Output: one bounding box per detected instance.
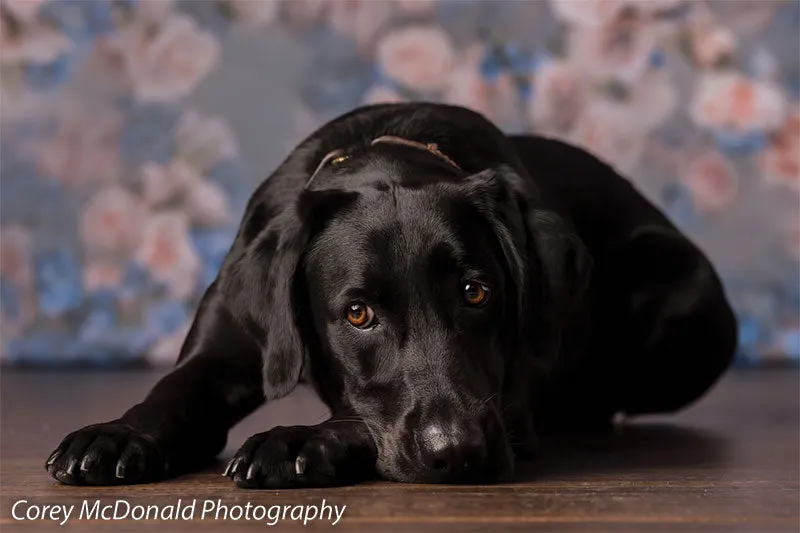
[226,141,590,483]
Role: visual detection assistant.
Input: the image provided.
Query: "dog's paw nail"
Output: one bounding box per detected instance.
[46,450,61,468]
[228,457,244,476]
[80,455,92,473]
[246,463,259,480]
[115,461,126,479]
[65,458,79,476]
[222,459,234,477]
[295,455,307,476]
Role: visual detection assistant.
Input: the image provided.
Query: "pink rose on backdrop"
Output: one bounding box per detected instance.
[175,110,239,172]
[0,20,73,65]
[139,160,231,225]
[361,84,406,105]
[115,14,220,103]
[569,100,645,174]
[690,71,786,132]
[228,0,280,28]
[376,25,455,92]
[0,226,33,288]
[681,150,739,213]
[550,0,625,27]
[283,0,327,27]
[627,72,678,130]
[83,260,123,292]
[135,211,200,300]
[185,178,231,226]
[395,0,437,16]
[567,12,661,84]
[329,0,394,52]
[146,319,192,365]
[2,0,47,24]
[134,0,174,25]
[140,160,199,207]
[527,59,587,136]
[760,106,800,192]
[36,105,123,186]
[81,186,146,253]
[444,45,492,118]
[691,23,737,68]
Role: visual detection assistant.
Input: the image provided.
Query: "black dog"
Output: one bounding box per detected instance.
[45,103,737,488]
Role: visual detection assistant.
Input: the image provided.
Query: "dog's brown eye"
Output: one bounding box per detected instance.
[464,282,490,306]
[346,303,375,328]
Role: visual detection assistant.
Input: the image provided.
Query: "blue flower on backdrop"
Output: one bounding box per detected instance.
[34,249,83,318]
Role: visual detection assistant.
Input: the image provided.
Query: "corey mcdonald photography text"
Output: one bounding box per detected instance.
[11,499,347,527]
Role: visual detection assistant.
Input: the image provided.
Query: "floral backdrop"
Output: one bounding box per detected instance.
[0,0,798,367]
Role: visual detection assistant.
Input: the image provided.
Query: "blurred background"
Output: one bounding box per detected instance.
[0,0,798,368]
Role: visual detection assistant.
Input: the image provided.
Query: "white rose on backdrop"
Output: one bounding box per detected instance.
[115,14,220,103]
[376,25,455,92]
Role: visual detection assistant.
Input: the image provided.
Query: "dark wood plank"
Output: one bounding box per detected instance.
[1,369,798,532]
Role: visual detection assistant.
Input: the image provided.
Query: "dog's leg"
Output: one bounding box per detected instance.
[225,412,378,489]
[46,283,266,485]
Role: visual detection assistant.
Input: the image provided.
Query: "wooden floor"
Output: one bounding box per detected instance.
[1,369,798,532]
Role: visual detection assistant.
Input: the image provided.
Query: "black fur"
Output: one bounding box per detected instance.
[45,103,737,487]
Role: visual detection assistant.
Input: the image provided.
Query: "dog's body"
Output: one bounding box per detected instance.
[46,103,737,487]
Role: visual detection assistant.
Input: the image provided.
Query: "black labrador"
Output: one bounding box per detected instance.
[45,103,737,487]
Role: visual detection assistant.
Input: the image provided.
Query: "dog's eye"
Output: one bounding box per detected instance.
[346,303,375,329]
[463,282,490,307]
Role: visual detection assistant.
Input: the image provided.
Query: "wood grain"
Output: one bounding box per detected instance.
[1,369,798,532]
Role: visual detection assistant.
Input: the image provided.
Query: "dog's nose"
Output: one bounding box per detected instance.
[417,422,486,479]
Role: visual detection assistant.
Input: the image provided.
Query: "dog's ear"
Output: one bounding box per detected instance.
[465,166,592,362]
[220,188,357,400]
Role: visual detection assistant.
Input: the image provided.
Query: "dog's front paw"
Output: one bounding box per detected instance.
[46,423,167,486]
[225,422,375,489]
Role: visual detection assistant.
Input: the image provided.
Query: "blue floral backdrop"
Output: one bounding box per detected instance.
[0,0,798,367]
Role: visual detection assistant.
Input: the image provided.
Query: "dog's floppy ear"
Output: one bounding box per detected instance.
[465,165,592,362]
[220,188,357,400]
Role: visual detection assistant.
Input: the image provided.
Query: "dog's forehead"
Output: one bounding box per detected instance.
[308,185,466,280]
